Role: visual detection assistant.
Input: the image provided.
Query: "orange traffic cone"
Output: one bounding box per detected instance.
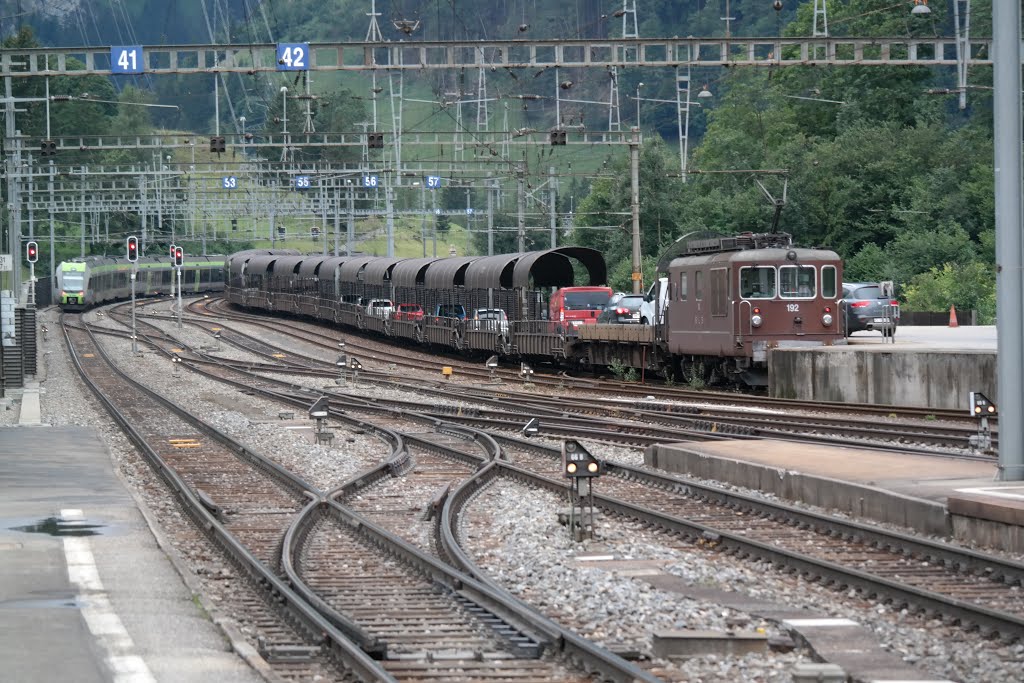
[948,305,959,328]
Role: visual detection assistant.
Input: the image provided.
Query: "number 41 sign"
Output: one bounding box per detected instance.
[111,46,143,74]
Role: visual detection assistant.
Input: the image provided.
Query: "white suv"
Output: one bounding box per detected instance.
[472,308,509,334]
[365,298,394,318]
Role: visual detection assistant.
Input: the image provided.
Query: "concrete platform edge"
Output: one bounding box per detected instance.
[646,444,951,537]
[112,461,283,683]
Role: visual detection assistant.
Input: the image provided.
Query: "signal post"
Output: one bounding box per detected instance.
[25,241,38,307]
[126,236,138,353]
[173,246,183,330]
[561,440,604,541]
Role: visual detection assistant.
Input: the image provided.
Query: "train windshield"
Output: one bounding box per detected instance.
[563,291,611,310]
[739,267,776,299]
[779,265,816,298]
[62,274,84,292]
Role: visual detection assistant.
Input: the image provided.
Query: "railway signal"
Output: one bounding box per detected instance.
[561,440,603,478]
[561,439,602,541]
[968,391,996,455]
[26,241,39,307]
[126,235,138,262]
[173,246,183,267]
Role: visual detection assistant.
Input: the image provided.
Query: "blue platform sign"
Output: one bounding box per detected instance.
[295,175,311,190]
[426,175,442,189]
[362,175,378,188]
[276,43,310,71]
[222,176,237,190]
[111,46,143,74]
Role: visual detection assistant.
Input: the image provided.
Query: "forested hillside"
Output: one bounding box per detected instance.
[1,1,999,318]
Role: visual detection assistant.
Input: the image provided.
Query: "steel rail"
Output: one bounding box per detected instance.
[61,314,395,682]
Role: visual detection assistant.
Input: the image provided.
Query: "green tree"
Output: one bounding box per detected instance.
[903,262,996,324]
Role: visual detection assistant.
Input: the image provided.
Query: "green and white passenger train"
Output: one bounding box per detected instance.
[56,255,225,310]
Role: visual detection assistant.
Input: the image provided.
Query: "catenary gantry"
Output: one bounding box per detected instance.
[0,36,992,78]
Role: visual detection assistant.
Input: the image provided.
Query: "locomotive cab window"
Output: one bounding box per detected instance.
[780,265,816,298]
[678,272,688,301]
[739,267,776,299]
[821,266,837,299]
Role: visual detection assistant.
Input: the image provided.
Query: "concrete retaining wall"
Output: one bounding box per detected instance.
[769,348,996,410]
[645,444,951,537]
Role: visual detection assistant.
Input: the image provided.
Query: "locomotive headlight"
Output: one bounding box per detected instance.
[822,313,834,326]
[750,314,763,328]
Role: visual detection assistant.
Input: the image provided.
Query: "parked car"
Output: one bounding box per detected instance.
[434,304,467,320]
[394,303,424,321]
[841,282,899,335]
[365,298,394,317]
[472,308,509,334]
[597,294,645,324]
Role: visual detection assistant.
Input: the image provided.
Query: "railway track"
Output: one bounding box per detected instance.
[62,312,387,682]
[193,296,991,426]
[116,300,984,457]
[71,309,658,683]
[477,435,1024,640]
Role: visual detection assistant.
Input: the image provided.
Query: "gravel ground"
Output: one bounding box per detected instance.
[35,303,1024,682]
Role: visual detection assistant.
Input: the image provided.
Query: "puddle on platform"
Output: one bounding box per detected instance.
[10,517,106,537]
[0,597,81,610]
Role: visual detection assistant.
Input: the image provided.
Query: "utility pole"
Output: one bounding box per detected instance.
[346,182,355,256]
[486,176,494,256]
[320,178,328,255]
[629,128,642,294]
[333,184,340,256]
[47,160,55,282]
[994,0,1023,479]
[385,172,395,257]
[420,183,427,257]
[431,189,438,257]
[516,166,526,253]
[549,166,557,248]
[79,167,86,257]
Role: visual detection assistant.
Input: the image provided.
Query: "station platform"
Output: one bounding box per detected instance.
[0,426,267,683]
[770,326,997,410]
[645,439,1024,553]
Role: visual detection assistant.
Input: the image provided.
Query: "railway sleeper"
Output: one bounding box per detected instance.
[452,595,545,658]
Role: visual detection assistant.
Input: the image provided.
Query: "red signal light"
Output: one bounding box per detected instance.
[126,236,138,262]
[173,247,183,267]
[752,307,760,314]
[824,306,831,313]
[26,241,38,263]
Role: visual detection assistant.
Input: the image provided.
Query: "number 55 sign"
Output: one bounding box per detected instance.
[111,46,143,74]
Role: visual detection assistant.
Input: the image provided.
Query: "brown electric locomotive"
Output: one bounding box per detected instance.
[659,231,846,385]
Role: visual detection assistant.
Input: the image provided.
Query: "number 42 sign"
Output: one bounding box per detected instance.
[111,46,143,74]
[277,43,309,71]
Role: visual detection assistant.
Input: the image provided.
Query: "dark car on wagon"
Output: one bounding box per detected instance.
[841,282,899,336]
[597,293,646,324]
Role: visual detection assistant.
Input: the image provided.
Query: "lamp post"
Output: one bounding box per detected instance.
[636,82,644,126]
